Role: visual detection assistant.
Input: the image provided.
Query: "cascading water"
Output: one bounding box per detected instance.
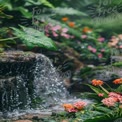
[34,54,70,107]
[0,51,71,118]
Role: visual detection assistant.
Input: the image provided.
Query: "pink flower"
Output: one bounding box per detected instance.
[98,93,104,97]
[98,37,105,42]
[101,49,105,52]
[73,101,87,110]
[61,33,70,39]
[67,108,78,113]
[92,48,97,53]
[52,31,58,37]
[51,25,61,31]
[98,53,103,58]
[102,97,117,107]
[81,35,87,39]
[118,34,122,40]
[70,35,75,39]
[62,28,68,33]
[45,33,50,37]
[109,92,121,98]
[109,92,122,102]
[118,97,122,103]
[88,46,97,53]
[119,45,122,48]
[88,45,92,49]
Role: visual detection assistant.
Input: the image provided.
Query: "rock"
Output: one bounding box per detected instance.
[61,120,69,122]
[56,42,84,71]
[14,120,32,122]
[0,51,37,111]
[0,51,36,62]
[19,112,52,120]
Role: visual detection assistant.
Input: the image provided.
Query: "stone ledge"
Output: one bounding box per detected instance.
[0,51,36,63]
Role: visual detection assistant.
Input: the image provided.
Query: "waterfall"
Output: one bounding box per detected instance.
[33,54,70,107]
[0,52,70,114]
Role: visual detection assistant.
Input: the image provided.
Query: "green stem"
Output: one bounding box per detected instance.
[104,82,113,91]
[0,37,18,42]
[99,85,109,94]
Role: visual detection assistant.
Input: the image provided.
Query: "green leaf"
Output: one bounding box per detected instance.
[95,106,111,113]
[15,7,32,18]
[11,26,57,50]
[115,85,122,92]
[86,84,108,97]
[52,7,87,16]
[38,0,55,8]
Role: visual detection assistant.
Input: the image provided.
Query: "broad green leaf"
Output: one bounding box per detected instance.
[11,26,57,50]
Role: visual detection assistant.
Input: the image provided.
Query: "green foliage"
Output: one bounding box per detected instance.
[0,6,13,19]
[38,0,55,8]
[113,61,122,67]
[86,84,108,97]
[115,85,122,92]
[52,7,87,16]
[12,26,57,50]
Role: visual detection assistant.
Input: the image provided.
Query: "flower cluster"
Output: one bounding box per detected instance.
[63,101,87,113]
[91,79,104,86]
[102,92,122,107]
[91,79,122,107]
[45,24,74,39]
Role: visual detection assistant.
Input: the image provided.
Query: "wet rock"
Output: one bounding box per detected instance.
[0,51,36,62]
[0,51,37,111]
[15,120,32,122]
[61,120,69,122]
[19,112,52,120]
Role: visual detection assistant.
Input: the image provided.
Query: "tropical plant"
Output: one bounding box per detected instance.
[12,26,57,50]
[56,78,122,122]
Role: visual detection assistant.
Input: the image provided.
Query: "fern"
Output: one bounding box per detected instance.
[11,26,57,50]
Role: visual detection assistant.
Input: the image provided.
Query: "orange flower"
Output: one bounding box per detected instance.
[113,78,122,84]
[91,79,104,86]
[63,103,74,111]
[68,22,75,28]
[62,17,69,22]
[82,27,92,33]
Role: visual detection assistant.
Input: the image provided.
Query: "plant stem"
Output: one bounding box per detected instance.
[100,85,109,94]
[0,37,18,42]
